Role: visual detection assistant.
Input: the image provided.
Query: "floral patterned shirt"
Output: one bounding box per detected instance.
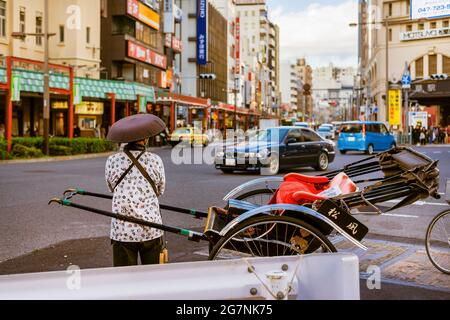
[105,150,165,242]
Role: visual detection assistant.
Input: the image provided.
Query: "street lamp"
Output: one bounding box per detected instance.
[349,18,389,122]
[11,0,55,155]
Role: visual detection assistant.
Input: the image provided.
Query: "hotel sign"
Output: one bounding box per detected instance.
[400,27,450,41]
[127,40,167,69]
[411,0,450,19]
[127,0,160,30]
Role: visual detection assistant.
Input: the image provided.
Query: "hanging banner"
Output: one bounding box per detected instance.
[388,89,402,126]
[197,0,208,65]
[11,73,21,102]
[73,84,82,105]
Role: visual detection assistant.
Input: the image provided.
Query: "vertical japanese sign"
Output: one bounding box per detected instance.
[197,0,208,65]
[163,0,174,33]
[139,95,148,113]
[11,73,21,102]
[388,89,401,126]
[73,84,82,105]
[235,17,240,75]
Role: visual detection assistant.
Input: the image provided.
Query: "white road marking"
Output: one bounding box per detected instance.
[385,200,448,207]
[356,212,419,218]
[433,151,442,154]
[381,213,419,219]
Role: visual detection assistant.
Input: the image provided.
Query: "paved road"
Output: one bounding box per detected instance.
[1,145,448,263]
[0,145,449,298]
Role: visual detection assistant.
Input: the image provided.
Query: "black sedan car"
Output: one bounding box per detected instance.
[215,127,336,175]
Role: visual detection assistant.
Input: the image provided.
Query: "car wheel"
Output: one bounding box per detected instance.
[314,152,329,171]
[221,169,234,174]
[339,150,347,155]
[366,144,374,155]
[262,154,279,176]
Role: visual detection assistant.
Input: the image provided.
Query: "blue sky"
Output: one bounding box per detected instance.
[266,0,358,68]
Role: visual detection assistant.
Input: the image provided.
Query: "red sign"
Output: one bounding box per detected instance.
[235,17,240,75]
[127,40,167,69]
[172,36,182,52]
[127,0,160,30]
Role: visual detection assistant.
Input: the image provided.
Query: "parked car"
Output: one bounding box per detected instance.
[214,127,336,175]
[169,127,209,147]
[337,121,396,155]
[317,124,334,140]
[294,122,310,128]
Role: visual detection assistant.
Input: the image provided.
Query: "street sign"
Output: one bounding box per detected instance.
[402,73,411,89]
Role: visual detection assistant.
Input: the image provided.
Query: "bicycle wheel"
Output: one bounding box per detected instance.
[235,188,275,206]
[425,209,450,275]
[209,215,336,260]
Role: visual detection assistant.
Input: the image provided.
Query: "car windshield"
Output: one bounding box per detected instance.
[340,124,363,134]
[248,129,287,144]
[318,127,331,132]
[174,129,190,135]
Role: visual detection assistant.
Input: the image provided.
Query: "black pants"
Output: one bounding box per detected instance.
[112,237,163,267]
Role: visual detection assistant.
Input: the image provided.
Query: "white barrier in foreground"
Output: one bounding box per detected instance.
[0,253,360,300]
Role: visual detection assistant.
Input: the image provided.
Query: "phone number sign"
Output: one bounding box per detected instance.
[411,0,450,19]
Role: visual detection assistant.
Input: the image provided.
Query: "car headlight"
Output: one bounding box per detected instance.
[216,151,225,158]
[256,149,269,158]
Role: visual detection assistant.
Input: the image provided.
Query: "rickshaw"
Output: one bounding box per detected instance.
[49,146,444,266]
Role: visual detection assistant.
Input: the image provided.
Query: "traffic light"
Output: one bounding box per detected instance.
[199,73,217,80]
[430,74,448,80]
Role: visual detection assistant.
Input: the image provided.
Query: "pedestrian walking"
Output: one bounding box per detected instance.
[420,128,426,145]
[105,114,167,267]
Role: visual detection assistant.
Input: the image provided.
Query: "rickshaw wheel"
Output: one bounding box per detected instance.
[425,209,450,275]
[235,188,275,206]
[208,215,336,261]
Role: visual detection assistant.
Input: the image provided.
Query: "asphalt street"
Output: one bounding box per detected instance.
[0,145,449,299]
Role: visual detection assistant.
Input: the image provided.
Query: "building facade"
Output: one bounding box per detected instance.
[0,0,101,78]
[235,0,280,117]
[313,63,356,123]
[291,58,313,121]
[360,0,450,128]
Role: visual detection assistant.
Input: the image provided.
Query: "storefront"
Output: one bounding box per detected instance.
[74,101,105,138]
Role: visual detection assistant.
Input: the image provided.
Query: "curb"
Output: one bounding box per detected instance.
[0,152,115,165]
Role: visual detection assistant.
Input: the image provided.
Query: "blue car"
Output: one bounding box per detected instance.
[337,121,396,155]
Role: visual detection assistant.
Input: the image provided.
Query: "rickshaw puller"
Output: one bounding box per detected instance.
[105,114,167,267]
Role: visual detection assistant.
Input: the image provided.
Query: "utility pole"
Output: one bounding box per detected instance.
[43,0,50,155]
[385,17,389,124]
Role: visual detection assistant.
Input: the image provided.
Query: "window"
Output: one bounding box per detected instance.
[431,21,436,29]
[388,3,392,16]
[406,1,410,15]
[389,28,392,41]
[112,16,135,37]
[36,12,42,46]
[415,57,423,78]
[406,24,412,32]
[0,0,6,37]
[302,129,320,142]
[86,27,90,44]
[19,7,25,41]
[443,56,450,74]
[380,125,388,134]
[59,25,65,43]
[429,54,437,75]
[286,129,303,143]
[444,20,449,28]
[418,23,424,30]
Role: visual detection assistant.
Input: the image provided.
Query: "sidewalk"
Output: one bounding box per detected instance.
[0,146,173,165]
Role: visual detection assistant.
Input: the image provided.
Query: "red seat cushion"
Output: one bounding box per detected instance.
[269,172,357,206]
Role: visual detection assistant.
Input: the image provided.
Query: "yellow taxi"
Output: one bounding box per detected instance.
[169,127,210,147]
